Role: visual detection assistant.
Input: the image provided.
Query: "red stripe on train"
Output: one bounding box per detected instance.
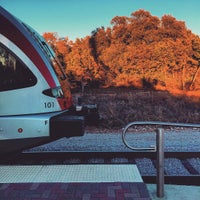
[0,14,56,88]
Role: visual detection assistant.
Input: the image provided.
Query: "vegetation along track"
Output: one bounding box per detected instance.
[1,151,200,186]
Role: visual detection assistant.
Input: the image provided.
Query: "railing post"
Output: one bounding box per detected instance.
[156,128,164,198]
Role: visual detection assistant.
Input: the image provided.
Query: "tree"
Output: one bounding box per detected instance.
[65,37,104,87]
[160,15,187,40]
[189,35,200,89]
[43,10,200,92]
[130,9,160,44]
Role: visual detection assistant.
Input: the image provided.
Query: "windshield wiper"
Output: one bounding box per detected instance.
[41,41,67,80]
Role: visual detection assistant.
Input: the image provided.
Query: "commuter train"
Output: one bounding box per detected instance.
[0,6,98,154]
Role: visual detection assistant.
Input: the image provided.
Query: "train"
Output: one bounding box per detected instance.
[0,6,98,154]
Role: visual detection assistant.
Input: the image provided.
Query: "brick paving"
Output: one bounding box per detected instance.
[0,182,151,200]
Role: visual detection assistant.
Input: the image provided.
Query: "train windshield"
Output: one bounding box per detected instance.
[0,43,37,92]
[22,23,66,80]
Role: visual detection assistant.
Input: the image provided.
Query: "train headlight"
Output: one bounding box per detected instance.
[43,87,64,98]
[52,88,59,97]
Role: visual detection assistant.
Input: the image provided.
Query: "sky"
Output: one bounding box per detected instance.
[1,0,200,41]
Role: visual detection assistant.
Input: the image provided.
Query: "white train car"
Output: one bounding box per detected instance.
[0,6,92,154]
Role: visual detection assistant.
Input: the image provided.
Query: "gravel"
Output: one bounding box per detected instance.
[135,158,156,175]
[188,158,200,173]
[164,158,190,175]
[25,128,200,152]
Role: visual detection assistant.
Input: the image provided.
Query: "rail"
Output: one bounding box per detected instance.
[122,121,200,198]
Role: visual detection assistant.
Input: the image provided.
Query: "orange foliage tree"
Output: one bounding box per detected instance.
[43,9,200,91]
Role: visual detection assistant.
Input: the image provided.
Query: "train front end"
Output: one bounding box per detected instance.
[0,6,87,154]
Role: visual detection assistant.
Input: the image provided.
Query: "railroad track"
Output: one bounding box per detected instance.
[1,151,200,186]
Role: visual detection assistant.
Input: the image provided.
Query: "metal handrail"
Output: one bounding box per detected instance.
[122,121,200,198]
[122,121,200,151]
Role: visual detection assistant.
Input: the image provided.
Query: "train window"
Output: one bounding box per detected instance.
[0,44,37,92]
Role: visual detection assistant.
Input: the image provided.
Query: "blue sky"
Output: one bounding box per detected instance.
[1,0,200,41]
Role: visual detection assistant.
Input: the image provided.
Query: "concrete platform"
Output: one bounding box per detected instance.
[0,164,142,183]
[0,164,198,199]
[147,184,200,200]
[0,164,151,199]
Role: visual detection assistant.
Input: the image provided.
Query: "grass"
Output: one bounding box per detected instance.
[73,88,200,129]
